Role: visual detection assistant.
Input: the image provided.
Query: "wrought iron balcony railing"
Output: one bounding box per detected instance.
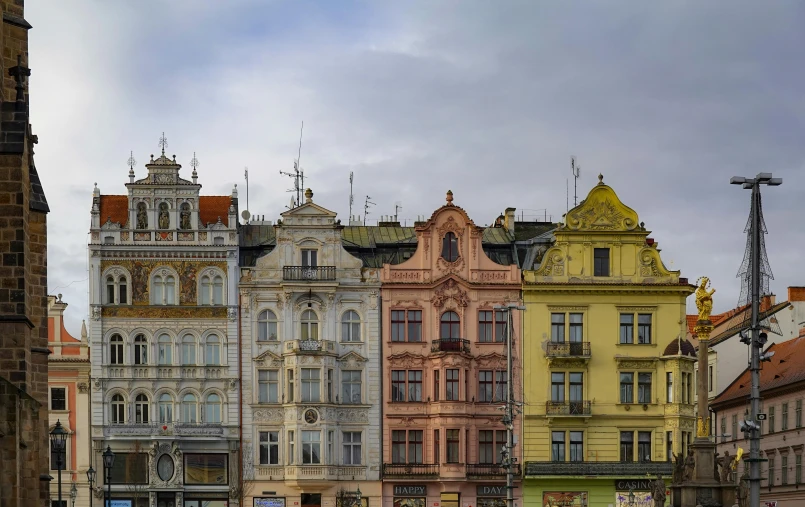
[546,341,591,357]
[382,463,440,478]
[283,266,336,281]
[525,461,673,477]
[431,338,471,354]
[545,400,592,416]
[466,463,521,478]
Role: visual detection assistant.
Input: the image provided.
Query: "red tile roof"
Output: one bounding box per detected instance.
[199,196,232,227]
[712,336,805,407]
[687,295,777,337]
[99,195,129,226]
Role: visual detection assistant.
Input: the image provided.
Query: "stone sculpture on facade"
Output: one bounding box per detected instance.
[651,475,667,507]
[683,449,696,482]
[158,202,170,229]
[672,452,684,484]
[180,202,191,229]
[695,276,716,322]
[137,201,148,229]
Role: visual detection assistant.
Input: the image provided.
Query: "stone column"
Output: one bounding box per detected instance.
[695,319,713,442]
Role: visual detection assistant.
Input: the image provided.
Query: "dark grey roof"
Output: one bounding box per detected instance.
[29,164,48,212]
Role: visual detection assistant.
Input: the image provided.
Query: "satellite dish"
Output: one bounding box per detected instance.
[241,210,251,221]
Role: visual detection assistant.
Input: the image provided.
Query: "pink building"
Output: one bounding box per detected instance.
[380,192,523,507]
[712,334,805,507]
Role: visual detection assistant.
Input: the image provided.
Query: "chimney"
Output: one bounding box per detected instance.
[788,287,805,302]
[504,207,516,235]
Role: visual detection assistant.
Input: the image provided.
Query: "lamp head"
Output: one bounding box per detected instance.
[102,445,116,469]
[86,465,96,483]
[70,482,78,499]
[50,419,68,450]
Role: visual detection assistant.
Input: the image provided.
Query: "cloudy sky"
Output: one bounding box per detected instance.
[28,1,805,334]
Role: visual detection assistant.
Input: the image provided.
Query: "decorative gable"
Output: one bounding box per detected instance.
[562,174,639,232]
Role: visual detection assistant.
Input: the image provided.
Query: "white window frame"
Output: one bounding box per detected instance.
[134,393,150,424]
[258,370,279,403]
[301,310,319,341]
[205,393,222,423]
[341,310,362,342]
[258,309,279,341]
[343,431,362,465]
[259,430,281,465]
[49,385,68,412]
[341,370,362,404]
[150,267,179,305]
[158,393,174,423]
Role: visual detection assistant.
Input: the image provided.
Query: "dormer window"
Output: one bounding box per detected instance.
[441,232,459,262]
[301,249,318,268]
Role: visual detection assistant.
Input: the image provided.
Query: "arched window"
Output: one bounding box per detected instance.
[118,276,127,304]
[158,334,173,365]
[205,335,220,365]
[135,394,149,424]
[181,394,198,423]
[181,335,196,365]
[106,276,115,304]
[111,394,125,424]
[301,310,319,341]
[110,334,124,364]
[258,310,278,341]
[134,334,148,365]
[158,393,173,423]
[200,275,211,305]
[341,310,361,342]
[440,311,461,339]
[151,272,176,305]
[212,276,223,305]
[205,394,221,423]
[441,232,459,262]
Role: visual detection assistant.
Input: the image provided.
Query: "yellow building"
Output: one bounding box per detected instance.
[521,176,696,507]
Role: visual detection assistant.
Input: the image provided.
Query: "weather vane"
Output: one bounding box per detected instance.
[158,132,168,156]
[127,150,136,170]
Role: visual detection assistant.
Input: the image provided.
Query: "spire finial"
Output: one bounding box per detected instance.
[305,188,313,203]
[158,132,168,156]
[598,173,604,185]
[127,151,136,182]
[446,190,454,205]
[190,152,199,172]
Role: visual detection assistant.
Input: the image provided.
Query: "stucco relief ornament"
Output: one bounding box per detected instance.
[431,279,469,308]
[228,307,238,321]
[91,306,101,321]
[695,276,716,322]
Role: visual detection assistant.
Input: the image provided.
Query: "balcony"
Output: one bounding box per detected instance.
[383,463,440,478]
[525,461,673,477]
[431,338,471,354]
[546,341,591,358]
[284,339,336,354]
[545,401,592,417]
[283,266,336,281]
[466,463,521,479]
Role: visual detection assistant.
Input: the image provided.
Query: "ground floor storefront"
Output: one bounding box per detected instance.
[381,481,521,507]
[248,479,382,507]
[524,478,668,507]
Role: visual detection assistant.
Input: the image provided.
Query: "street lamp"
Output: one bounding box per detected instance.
[627,487,635,507]
[103,446,115,507]
[86,465,96,507]
[70,482,78,507]
[50,420,68,507]
[354,487,362,507]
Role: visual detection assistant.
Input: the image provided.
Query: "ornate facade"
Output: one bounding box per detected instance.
[521,176,694,507]
[88,147,239,507]
[239,189,382,507]
[379,192,523,507]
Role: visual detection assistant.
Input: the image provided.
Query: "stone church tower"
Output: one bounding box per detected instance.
[88,144,240,507]
[0,1,52,506]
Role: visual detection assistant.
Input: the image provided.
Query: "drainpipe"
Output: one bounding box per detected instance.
[238,283,244,507]
[378,287,384,497]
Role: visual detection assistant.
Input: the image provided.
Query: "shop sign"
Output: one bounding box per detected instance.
[394,486,427,496]
[476,486,506,497]
[542,492,586,507]
[614,479,651,491]
[255,499,286,507]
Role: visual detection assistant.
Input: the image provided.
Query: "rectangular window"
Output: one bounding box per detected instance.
[637,431,651,462]
[50,388,66,411]
[637,314,652,344]
[797,454,802,484]
[783,403,789,431]
[433,370,440,401]
[302,431,321,464]
[666,372,673,403]
[258,370,279,403]
[494,371,507,402]
[619,314,634,344]
[681,372,688,404]
[708,365,713,392]
[550,313,565,342]
[479,370,493,402]
[666,431,673,462]
[110,452,149,484]
[593,248,610,276]
[551,431,565,462]
[732,414,738,442]
[259,431,279,465]
[479,311,493,343]
[391,430,406,463]
[569,313,583,342]
[343,431,361,465]
[408,370,423,402]
[446,429,460,463]
[496,431,507,464]
[408,310,422,342]
[119,281,127,304]
[301,368,320,402]
[782,455,789,485]
[769,406,776,434]
[342,371,362,404]
[287,370,294,402]
[620,431,634,462]
[478,430,494,464]
[720,416,727,443]
[434,429,440,464]
[391,310,406,342]
[494,310,507,342]
[569,431,584,462]
[569,372,583,403]
[638,373,652,404]
[301,249,317,267]
[620,372,634,403]
[288,430,294,464]
[685,373,693,404]
[769,457,775,486]
[446,369,459,401]
[408,430,423,464]
[328,430,334,465]
[327,369,333,403]
[551,372,565,402]
[391,370,406,402]
[798,400,803,428]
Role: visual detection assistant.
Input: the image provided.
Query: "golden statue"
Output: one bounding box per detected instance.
[695,277,716,322]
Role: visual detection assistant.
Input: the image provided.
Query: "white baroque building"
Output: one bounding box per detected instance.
[88,148,240,507]
[239,189,381,507]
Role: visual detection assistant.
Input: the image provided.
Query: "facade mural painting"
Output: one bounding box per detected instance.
[103,259,223,305]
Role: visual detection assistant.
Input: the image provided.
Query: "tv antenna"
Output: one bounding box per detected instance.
[244,167,249,216]
[349,172,354,219]
[571,156,580,207]
[364,195,375,225]
[280,121,305,207]
[394,201,403,221]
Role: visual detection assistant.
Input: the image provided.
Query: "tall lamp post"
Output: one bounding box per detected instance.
[103,446,116,507]
[50,420,68,507]
[70,482,78,507]
[86,465,96,507]
[730,172,782,507]
[494,303,525,507]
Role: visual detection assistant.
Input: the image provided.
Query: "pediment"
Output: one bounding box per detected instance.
[336,351,368,363]
[281,202,337,218]
[387,351,427,367]
[254,349,283,363]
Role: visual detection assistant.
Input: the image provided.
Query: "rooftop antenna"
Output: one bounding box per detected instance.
[364,195,375,226]
[244,167,250,216]
[158,132,168,156]
[394,201,403,222]
[571,156,580,207]
[349,172,354,219]
[566,178,569,214]
[279,121,305,206]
